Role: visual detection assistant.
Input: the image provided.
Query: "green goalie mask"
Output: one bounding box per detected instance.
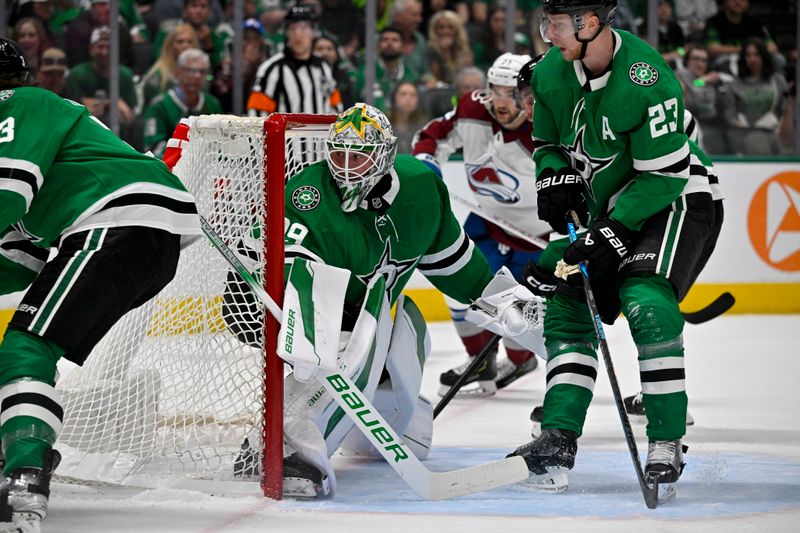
[326,103,398,212]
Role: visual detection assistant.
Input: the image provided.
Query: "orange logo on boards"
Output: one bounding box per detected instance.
[748,172,800,271]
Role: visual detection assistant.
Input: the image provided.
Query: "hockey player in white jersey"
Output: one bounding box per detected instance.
[413,54,550,397]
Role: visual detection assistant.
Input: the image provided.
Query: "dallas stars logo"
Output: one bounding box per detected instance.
[334,106,383,139]
[629,62,658,86]
[356,238,416,296]
[291,185,320,211]
[563,125,616,203]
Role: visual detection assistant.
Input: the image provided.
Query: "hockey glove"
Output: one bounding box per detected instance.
[521,261,583,301]
[536,167,589,234]
[562,218,633,280]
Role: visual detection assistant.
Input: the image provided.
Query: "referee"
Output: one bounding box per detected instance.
[246,5,343,116]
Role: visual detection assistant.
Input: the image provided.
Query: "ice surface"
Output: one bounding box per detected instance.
[44,315,800,532]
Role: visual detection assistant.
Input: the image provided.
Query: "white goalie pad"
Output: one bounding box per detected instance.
[340,294,433,459]
[465,266,546,355]
[283,274,393,491]
[278,259,350,382]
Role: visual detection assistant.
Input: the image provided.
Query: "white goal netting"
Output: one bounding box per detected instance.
[54,115,333,490]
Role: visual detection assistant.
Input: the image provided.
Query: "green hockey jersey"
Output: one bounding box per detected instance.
[0,87,200,251]
[532,30,711,231]
[283,155,493,308]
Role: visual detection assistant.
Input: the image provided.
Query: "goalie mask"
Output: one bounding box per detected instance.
[326,103,398,212]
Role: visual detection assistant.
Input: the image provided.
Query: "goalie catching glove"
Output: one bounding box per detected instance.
[464,267,545,355]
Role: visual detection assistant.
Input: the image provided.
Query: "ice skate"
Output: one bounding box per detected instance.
[496,355,538,389]
[507,428,577,492]
[282,453,330,499]
[645,439,687,503]
[438,350,498,397]
[623,392,694,426]
[0,449,60,533]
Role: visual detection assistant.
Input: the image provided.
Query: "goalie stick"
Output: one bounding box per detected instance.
[449,192,733,325]
[200,216,529,500]
[566,211,661,509]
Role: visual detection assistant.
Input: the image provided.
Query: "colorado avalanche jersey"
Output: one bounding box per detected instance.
[412,90,551,247]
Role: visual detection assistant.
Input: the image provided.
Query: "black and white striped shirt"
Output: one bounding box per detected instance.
[246,51,343,116]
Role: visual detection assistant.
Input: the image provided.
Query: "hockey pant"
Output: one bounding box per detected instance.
[282,294,433,494]
[539,192,718,441]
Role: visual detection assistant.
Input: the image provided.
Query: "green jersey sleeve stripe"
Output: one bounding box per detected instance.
[418,235,474,277]
[0,158,44,208]
[0,230,48,272]
[285,245,324,264]
[633,142,690,173]
[419,226,467,265]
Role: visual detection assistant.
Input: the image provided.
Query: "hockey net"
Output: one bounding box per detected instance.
[54,114,336,498]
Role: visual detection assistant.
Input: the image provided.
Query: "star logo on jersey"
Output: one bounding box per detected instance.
[356,238,417,296]
[291,186,320,211]
[629,62,658,86]
[563,125,617,203]
[748,171,800,271]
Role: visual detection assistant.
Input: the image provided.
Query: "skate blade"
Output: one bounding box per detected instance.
[526,467,569,493]
[283,476,331,500]
[437,380,497,398]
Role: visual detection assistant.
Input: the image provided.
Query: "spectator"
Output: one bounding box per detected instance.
[676,43,731,154]
[63,27,139,147]
[473,4,504,71]
[12,17,49,76]
[673,0,717,41]
[247,4,342,115]
[722,37,788,155]
[354,26,418,113]
[313,33,357,108]
[137,22,199,114]
[144,48,222,156]
[210,17,270,113]
[640,0,684,65]
[149,0,224,29]
[455,65,485,99]
[319,0,364,59]
[388,81,427,154]
[704,0,779,72]
[390,0,430,80]
[421,0,469,34]
[35,46,67,95]
[425,9,473,87]
[8,0,54,34]
[64,0,135,70]
[152,0,226,68]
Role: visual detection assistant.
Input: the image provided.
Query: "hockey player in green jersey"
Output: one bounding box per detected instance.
[209,103,545,498]
[0,38,201,529]
[507,0,721,496]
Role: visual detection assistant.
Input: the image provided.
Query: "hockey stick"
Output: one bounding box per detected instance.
[681,291,735,324]
[450,192,730,325]
[200,216,529,500]
[433,333,501,419]
[566,211,660,509]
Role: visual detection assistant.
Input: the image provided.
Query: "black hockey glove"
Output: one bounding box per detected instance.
[536,167,589,235]
[520,261,582,301]
[563,218,633,282]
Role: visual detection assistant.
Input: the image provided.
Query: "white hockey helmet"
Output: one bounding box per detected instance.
[487,53,532,88]
[325,103,398,212]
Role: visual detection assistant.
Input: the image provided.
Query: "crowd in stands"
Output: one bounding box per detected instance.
[6,0,797,156]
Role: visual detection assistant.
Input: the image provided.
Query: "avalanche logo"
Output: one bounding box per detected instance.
[465,160,521,204]
[748,172,800,271]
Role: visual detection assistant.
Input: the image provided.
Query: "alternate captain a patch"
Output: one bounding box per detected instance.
[292,185,321,211]
[628,62,658,86]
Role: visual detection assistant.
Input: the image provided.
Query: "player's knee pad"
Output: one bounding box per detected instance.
[0,329,62,386]
[620,276,684,345]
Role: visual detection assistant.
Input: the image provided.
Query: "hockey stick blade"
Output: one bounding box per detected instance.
[201,216,530,499]
[681,292,735,324]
